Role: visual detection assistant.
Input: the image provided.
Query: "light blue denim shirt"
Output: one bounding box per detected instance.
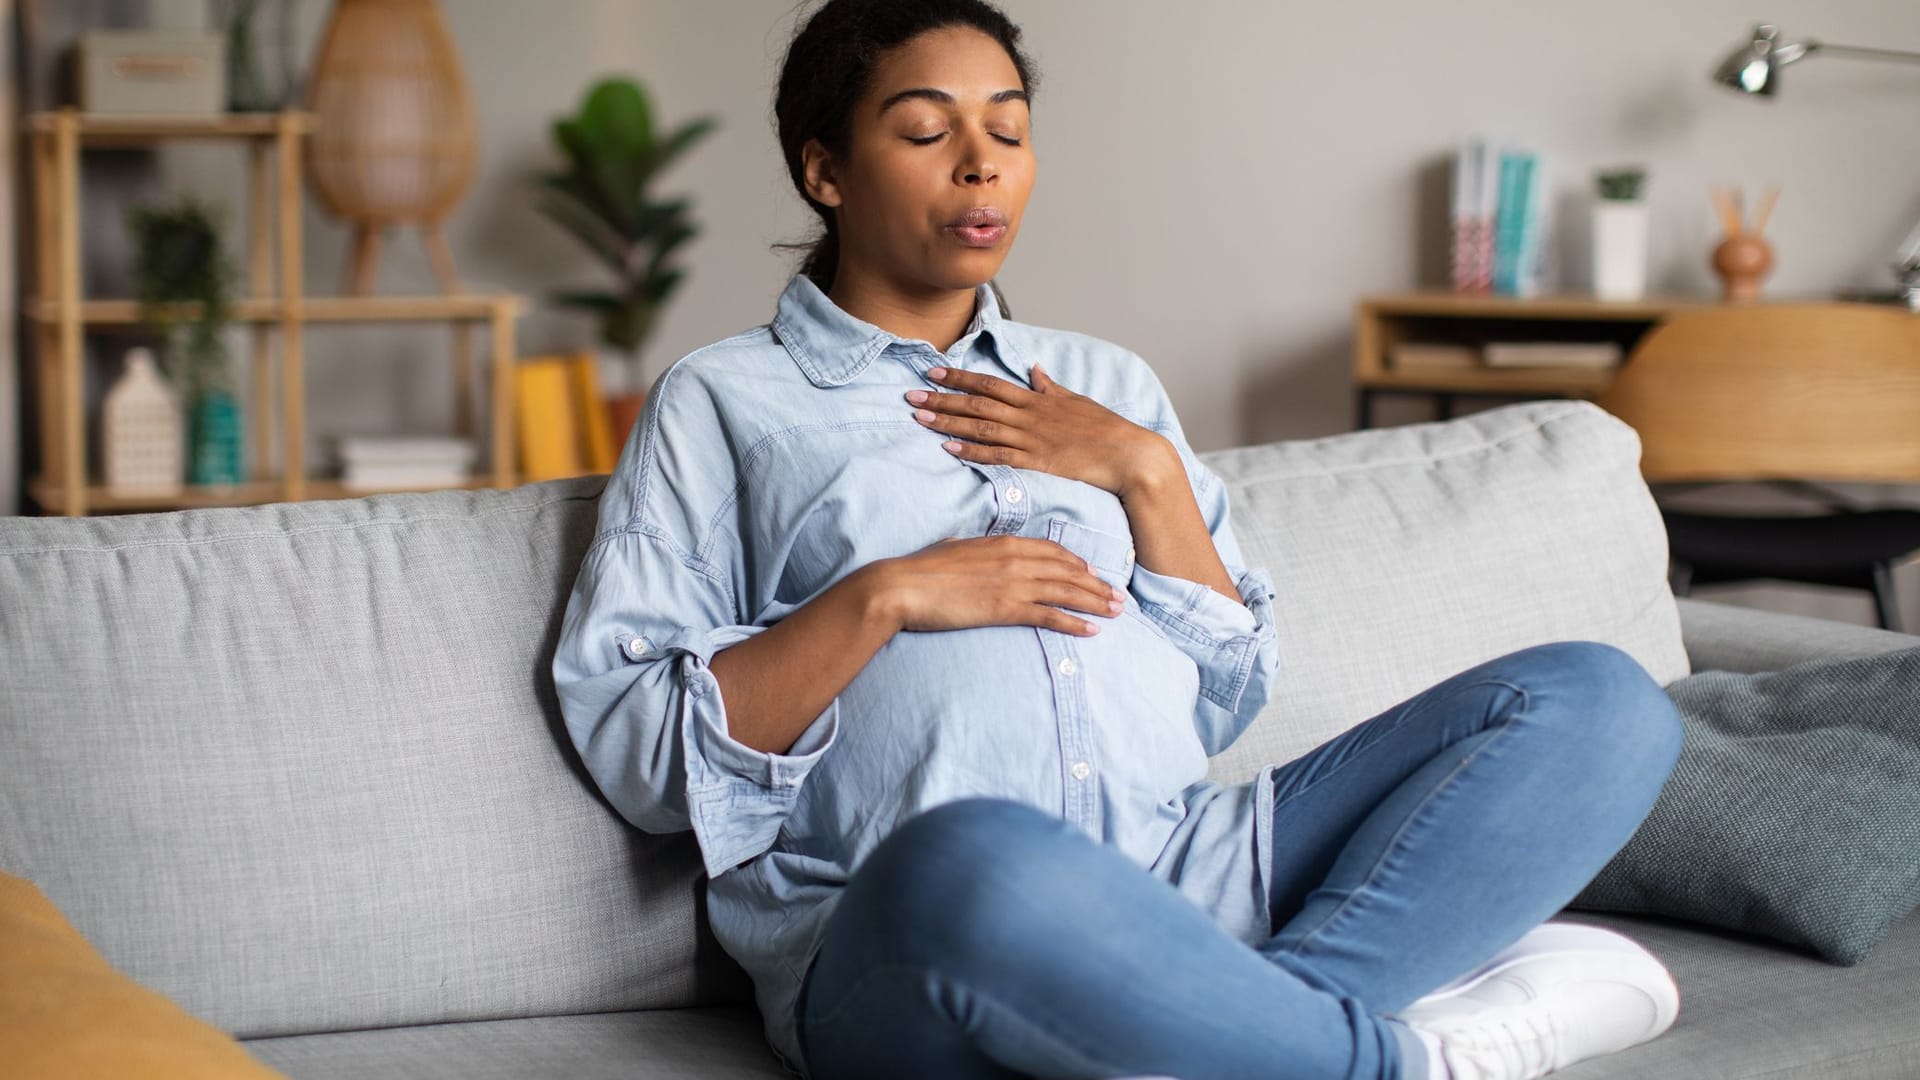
[551,273,1282,1076]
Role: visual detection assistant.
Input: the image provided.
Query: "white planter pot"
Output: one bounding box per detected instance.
[1592,200,1650,301]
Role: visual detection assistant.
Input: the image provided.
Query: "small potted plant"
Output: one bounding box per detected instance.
[1592,166,1650,301]
[128,194,244,487]
[536,76,716,440]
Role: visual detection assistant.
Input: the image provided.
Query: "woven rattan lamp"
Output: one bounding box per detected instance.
[303,0,477,295]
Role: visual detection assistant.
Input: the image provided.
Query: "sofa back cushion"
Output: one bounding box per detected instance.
[1201,400,1690,784]
[0,477,744,1040]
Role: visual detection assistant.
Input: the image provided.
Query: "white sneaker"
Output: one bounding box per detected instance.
[1392,921,1680,1080]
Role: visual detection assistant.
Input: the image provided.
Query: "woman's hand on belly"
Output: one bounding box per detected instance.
[870,535,1125,638]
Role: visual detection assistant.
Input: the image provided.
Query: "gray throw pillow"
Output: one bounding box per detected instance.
[1570,646,1920,965]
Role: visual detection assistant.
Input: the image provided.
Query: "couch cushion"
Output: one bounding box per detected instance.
[0,478,748,1039]
[1557,909,1920,1079]
[1573,647,1920,965]
[1197,400,1690,782]
[0,871,287,1079]
[242,1008,785,1080]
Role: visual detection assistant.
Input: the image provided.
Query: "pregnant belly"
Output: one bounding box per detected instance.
[797,607,1205,849]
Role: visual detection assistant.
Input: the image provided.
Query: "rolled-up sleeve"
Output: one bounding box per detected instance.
[1124,361,1282,757]
[551,527,839,878]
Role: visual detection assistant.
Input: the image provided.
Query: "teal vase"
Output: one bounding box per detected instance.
[188,386,244,486]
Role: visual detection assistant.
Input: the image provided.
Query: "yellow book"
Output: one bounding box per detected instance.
[566,351,619,473]
[515,358,582,481]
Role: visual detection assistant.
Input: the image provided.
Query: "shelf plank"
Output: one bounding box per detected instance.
[1358,291,1705,321]
[1355,367,1617,396]
[27,294,523,326]
[25,110,313,139]
[29,475,516,514]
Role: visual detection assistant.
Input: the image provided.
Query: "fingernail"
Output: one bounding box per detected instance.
[914,409,935,423]
[929,367,947,379]
[1111,585,1125,600]
[905,389,928,404]
[1083,621,1101,634]
[1108,599,1124,612]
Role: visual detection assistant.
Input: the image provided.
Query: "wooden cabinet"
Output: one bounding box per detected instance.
[24,107,522,515]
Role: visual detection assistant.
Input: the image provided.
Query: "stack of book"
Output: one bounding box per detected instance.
[336,434,478,492]
[1451,137,1553,297]
[1389,341,1624,373]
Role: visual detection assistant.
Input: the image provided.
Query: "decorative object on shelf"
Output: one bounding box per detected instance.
[128,194,244,487]
[1708,184,1777,303]
[102,347,185,496]
[215,0,305,113]
[77,30,227,115]
[535,76,716,434]
[1712,23,1920,307]
[303,0,477,294]
[1592,167,1649,302]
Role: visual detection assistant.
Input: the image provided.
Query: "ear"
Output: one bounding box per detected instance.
[800,139,844,209]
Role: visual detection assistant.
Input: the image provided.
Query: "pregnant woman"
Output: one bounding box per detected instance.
[551,2,1686,1077]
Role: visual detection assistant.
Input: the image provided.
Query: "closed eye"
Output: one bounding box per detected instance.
[905,132,1024,147]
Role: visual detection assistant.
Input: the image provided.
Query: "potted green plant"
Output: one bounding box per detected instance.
[1592,166,1650,301]
[536,76,716,438]
[128,194,243,486]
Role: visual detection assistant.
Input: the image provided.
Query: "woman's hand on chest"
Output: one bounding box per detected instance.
[903,364,1181,499]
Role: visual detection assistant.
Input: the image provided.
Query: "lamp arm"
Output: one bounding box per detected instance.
[1801,41,1920,66]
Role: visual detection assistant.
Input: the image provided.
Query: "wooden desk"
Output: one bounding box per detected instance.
[1351,292,1714,429]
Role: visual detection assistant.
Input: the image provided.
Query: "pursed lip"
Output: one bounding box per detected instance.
[949,206,1008,228]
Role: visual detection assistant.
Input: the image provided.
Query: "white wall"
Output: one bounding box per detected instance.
[155,0,1920,626]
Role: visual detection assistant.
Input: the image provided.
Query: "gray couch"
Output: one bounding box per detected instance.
[4,405,1919,1079]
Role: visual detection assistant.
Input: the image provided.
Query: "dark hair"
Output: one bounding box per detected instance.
[774,0,1038,293]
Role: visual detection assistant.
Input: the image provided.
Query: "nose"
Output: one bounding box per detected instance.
[954,133,1000,187]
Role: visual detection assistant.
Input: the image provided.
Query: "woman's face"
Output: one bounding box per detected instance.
[803,26,1036,295]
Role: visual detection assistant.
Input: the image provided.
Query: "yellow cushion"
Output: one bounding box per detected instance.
[0,871,286,1079]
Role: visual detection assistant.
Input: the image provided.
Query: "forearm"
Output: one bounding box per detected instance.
[1120,438,1240,604]
[707,563,902,755]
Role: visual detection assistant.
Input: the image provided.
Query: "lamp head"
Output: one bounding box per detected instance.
[1714,23,1813,96]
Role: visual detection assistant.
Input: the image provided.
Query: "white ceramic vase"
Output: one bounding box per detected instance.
[103,346,184,495]
[1592,200,1650,301]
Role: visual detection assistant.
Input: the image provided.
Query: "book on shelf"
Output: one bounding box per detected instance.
[1454,138,1553,298]
[1449,137,1497,293]
[1389,343,1482,372]
[1481,341,1624,368]
[334,433,477,491]
[515,351,620,482]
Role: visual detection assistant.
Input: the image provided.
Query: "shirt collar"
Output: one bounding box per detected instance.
[771,273,1031,388]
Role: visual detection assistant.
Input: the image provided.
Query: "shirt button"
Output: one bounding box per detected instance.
[1057,657,1078,677]
[1070,761,1092,781]
[1005,486,1024,504]
[1124,546,1135,566]
[623,636,651,660]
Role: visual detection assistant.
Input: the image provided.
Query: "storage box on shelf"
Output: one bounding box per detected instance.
[24,107,523,516]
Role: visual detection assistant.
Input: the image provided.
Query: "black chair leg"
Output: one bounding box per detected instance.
[1872,560,1904,633]
[1669,560,1694,598]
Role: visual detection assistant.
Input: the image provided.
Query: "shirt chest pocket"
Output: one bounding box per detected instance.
[1045,517,1136,592]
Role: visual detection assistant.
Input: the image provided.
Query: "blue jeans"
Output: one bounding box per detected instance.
[795,641,1684,1080]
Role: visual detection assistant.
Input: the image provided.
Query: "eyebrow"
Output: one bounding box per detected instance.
[877,87,1029,115]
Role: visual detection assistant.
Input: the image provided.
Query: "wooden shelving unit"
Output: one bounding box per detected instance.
[24,107,522,516]
[1351,291,1713,428]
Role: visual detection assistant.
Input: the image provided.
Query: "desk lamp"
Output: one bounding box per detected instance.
[1713,23,1920,306]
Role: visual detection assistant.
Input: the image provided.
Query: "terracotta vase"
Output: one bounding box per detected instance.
[607,392,647,453]
[1712,234,1775,302]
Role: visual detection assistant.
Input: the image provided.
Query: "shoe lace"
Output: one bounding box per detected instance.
[1443,1008,1562,1080]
